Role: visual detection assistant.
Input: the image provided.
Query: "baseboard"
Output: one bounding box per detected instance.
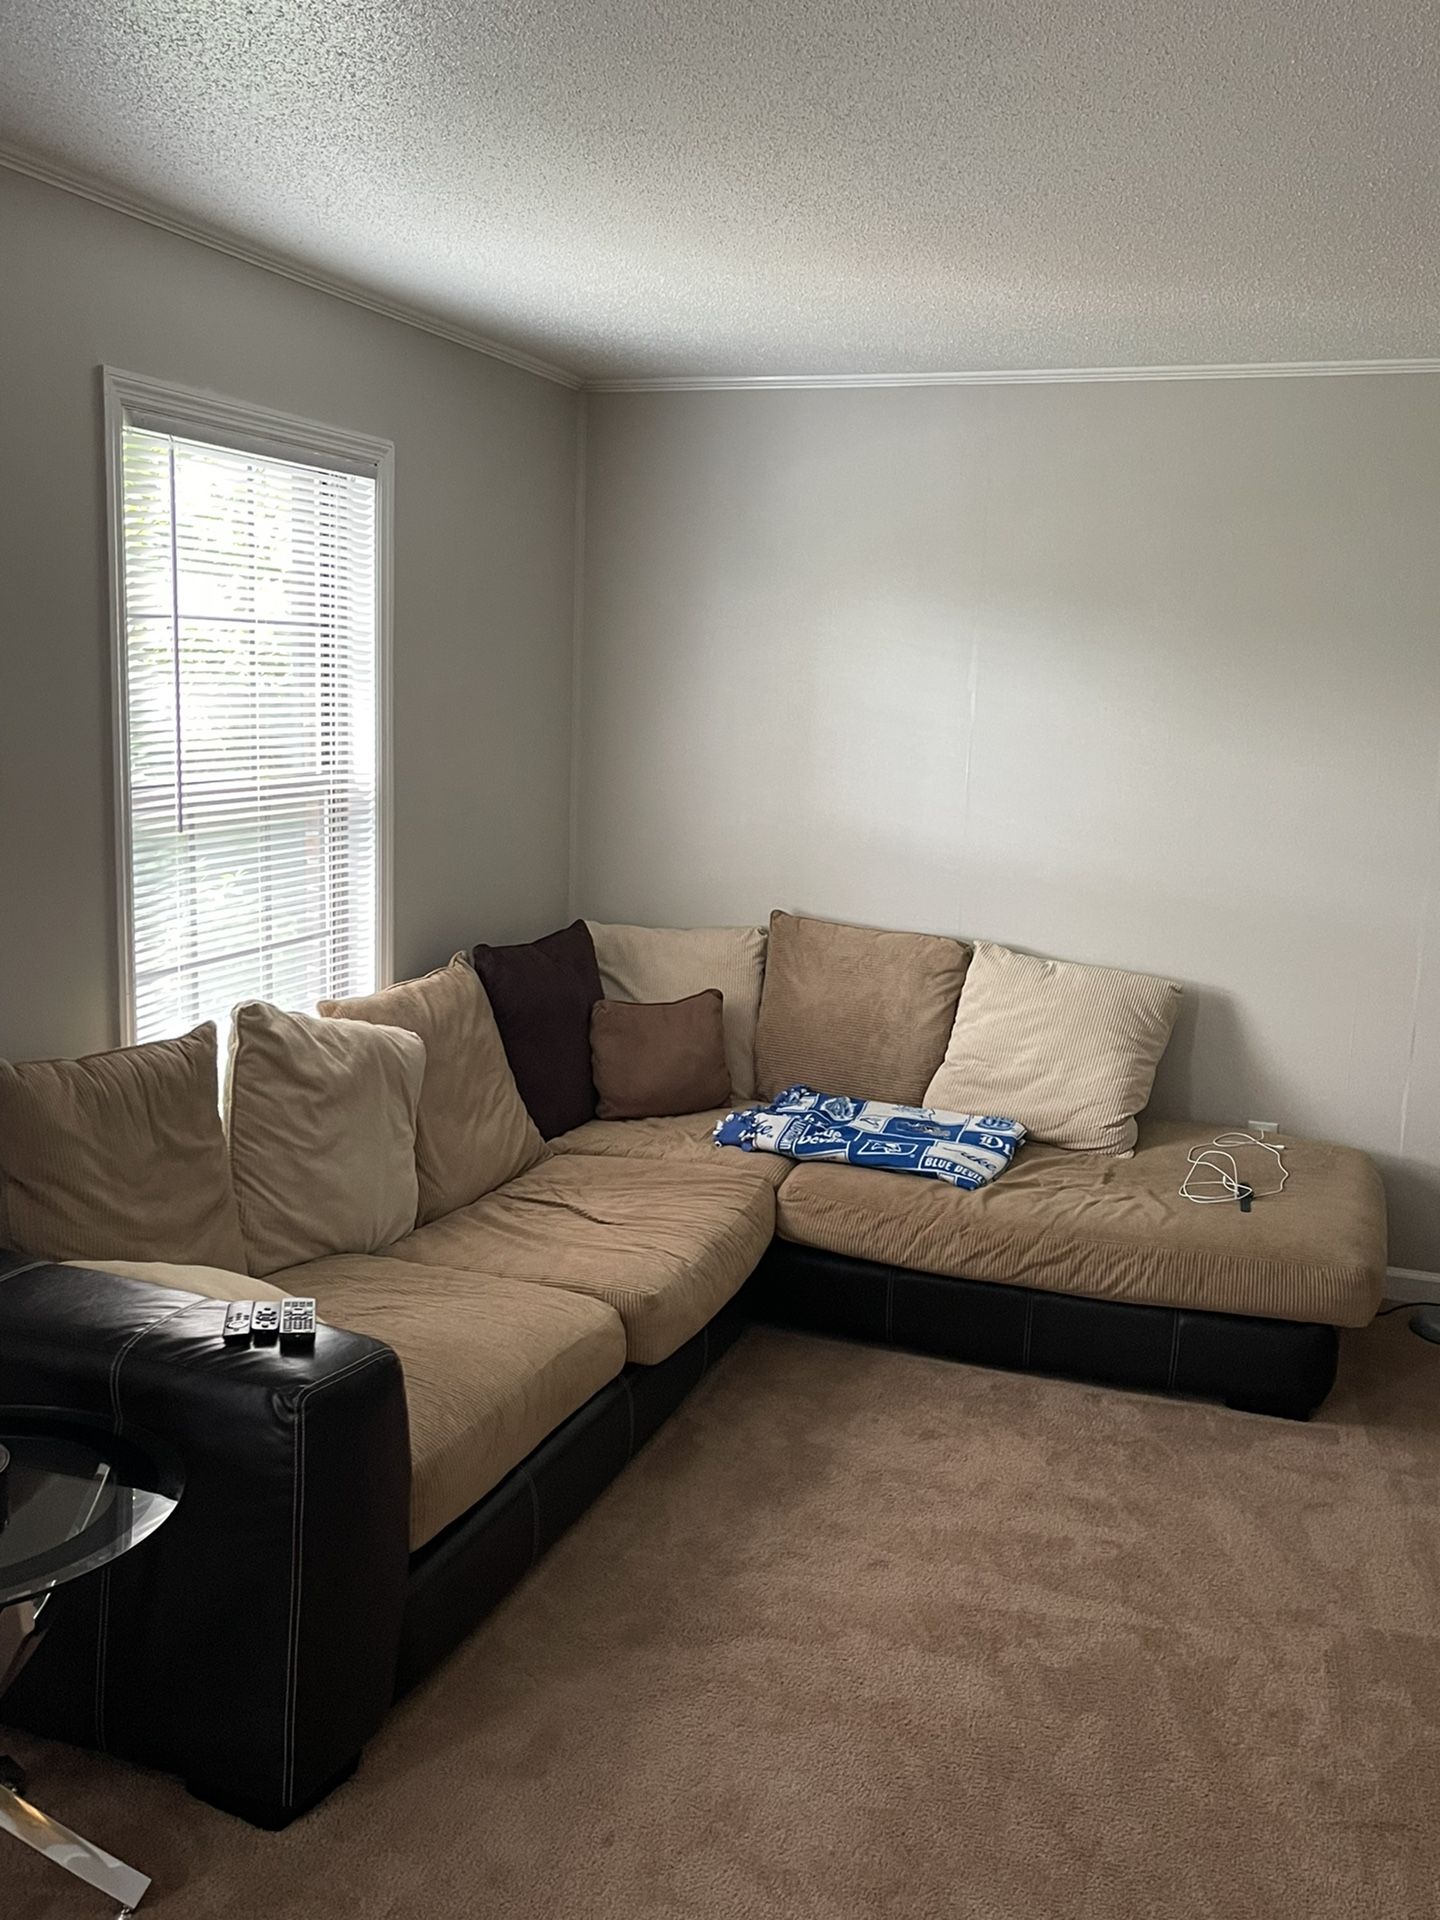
[1384,1267,1440,1307]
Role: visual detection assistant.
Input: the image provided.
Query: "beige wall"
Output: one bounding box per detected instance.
[6,163,1439,1269]
[577,381,1440,1269]
[0,169,580,1062]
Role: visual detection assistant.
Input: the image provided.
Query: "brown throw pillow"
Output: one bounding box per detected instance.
[473,921,604,1139]
[587,922,767,1099]
[590,992,731,1121]
[0,1024,247,1270]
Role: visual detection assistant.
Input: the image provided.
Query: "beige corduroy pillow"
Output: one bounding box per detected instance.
[320,953,544,1224]
[754,912,972,1105]
[924,943,1182,1156]
[587,921,767,1099]
[0,1024,246,1269]
[225,1002,426,1276]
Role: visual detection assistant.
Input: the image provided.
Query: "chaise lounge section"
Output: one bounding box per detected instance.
[758,1114,1382,1415]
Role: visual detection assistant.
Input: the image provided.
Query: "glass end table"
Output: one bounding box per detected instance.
[0,1409,182,1917]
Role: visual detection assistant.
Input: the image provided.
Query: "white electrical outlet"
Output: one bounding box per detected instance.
[1248,1119,1280,1138]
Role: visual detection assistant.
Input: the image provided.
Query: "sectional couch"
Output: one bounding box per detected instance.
[0,912,1387,1828]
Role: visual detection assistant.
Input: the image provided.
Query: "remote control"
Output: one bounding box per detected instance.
[250,1302,281,1345]
[222,1301,254,1346]
[280,1298,317,1348]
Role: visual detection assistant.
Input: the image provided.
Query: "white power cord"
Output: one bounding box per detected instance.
[1180,1131,1289,1209]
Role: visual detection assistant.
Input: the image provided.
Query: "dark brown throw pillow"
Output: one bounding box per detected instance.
[473,920,603,1139]
[590,991,730,1121]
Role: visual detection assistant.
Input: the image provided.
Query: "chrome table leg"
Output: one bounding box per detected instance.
[0,1775,151,1914]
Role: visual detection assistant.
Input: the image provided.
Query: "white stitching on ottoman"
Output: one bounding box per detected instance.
[109,1302,191,1433]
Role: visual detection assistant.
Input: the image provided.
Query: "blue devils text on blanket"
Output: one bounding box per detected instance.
[714,1087,1024,1190]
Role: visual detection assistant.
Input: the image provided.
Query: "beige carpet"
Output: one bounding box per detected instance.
[7,1317,1440,1919]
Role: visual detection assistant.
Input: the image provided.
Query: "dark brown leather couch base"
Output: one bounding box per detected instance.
[747,1243,1340,1419]
[0,1253,748,1828]
[0,1242,1337,1833]
[0,1254,410,1830]
[397,1301,748,1695]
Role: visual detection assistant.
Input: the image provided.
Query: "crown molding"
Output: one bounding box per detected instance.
[585,358,1440,392]
[9,145,1439,397]
[0,142,583,390]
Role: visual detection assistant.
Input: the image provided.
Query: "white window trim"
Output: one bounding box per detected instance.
[102,366,395,1046]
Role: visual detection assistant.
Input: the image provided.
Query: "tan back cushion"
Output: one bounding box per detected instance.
[587,922,767,1099]
[753,912,971,1104]
[64,1260,283,1303]
[0,1024,246,1269]
[924,942,1182,1155]
[319,954,544,1224]
[226,1002,426,1276]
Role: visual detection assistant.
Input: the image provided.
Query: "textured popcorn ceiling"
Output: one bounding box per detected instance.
[1,0,1437,382]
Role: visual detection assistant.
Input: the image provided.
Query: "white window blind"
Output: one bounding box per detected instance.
[114,404,384,1046]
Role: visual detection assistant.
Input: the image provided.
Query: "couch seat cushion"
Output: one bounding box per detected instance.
[62,1259,280,1304]
[552,1107,794,1189]
[269,1254,627,1550]
[384,1155,776,1364]
[775,1118,1386,1328]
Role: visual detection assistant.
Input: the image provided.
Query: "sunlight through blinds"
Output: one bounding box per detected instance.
[119,424,380,1045]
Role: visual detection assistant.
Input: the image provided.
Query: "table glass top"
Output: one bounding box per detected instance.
[0,1428,180,1608]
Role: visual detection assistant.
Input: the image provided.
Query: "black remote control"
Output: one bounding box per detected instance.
[222,1301,254,1346]
[280,1298,317,1348]
[250,1302,281,1345]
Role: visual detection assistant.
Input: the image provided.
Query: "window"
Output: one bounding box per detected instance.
[105,371,391,1046]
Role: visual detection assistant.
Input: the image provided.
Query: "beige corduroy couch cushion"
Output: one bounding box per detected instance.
[62,1260,282,1304]
[588,921,768,1100]
[268,1253,627,1550]
[754,912,971,1105]
[0,1024,246,1270]
[776,1117,1386,1328]
[382,1153,775,1365]
[226,1001,426,1275]
[320,953,544,1224]
[925,942,1182,1156]
[552,1107,794,1189]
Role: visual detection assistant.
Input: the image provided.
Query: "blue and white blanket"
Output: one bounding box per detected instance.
[714,1086,1025,1191]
